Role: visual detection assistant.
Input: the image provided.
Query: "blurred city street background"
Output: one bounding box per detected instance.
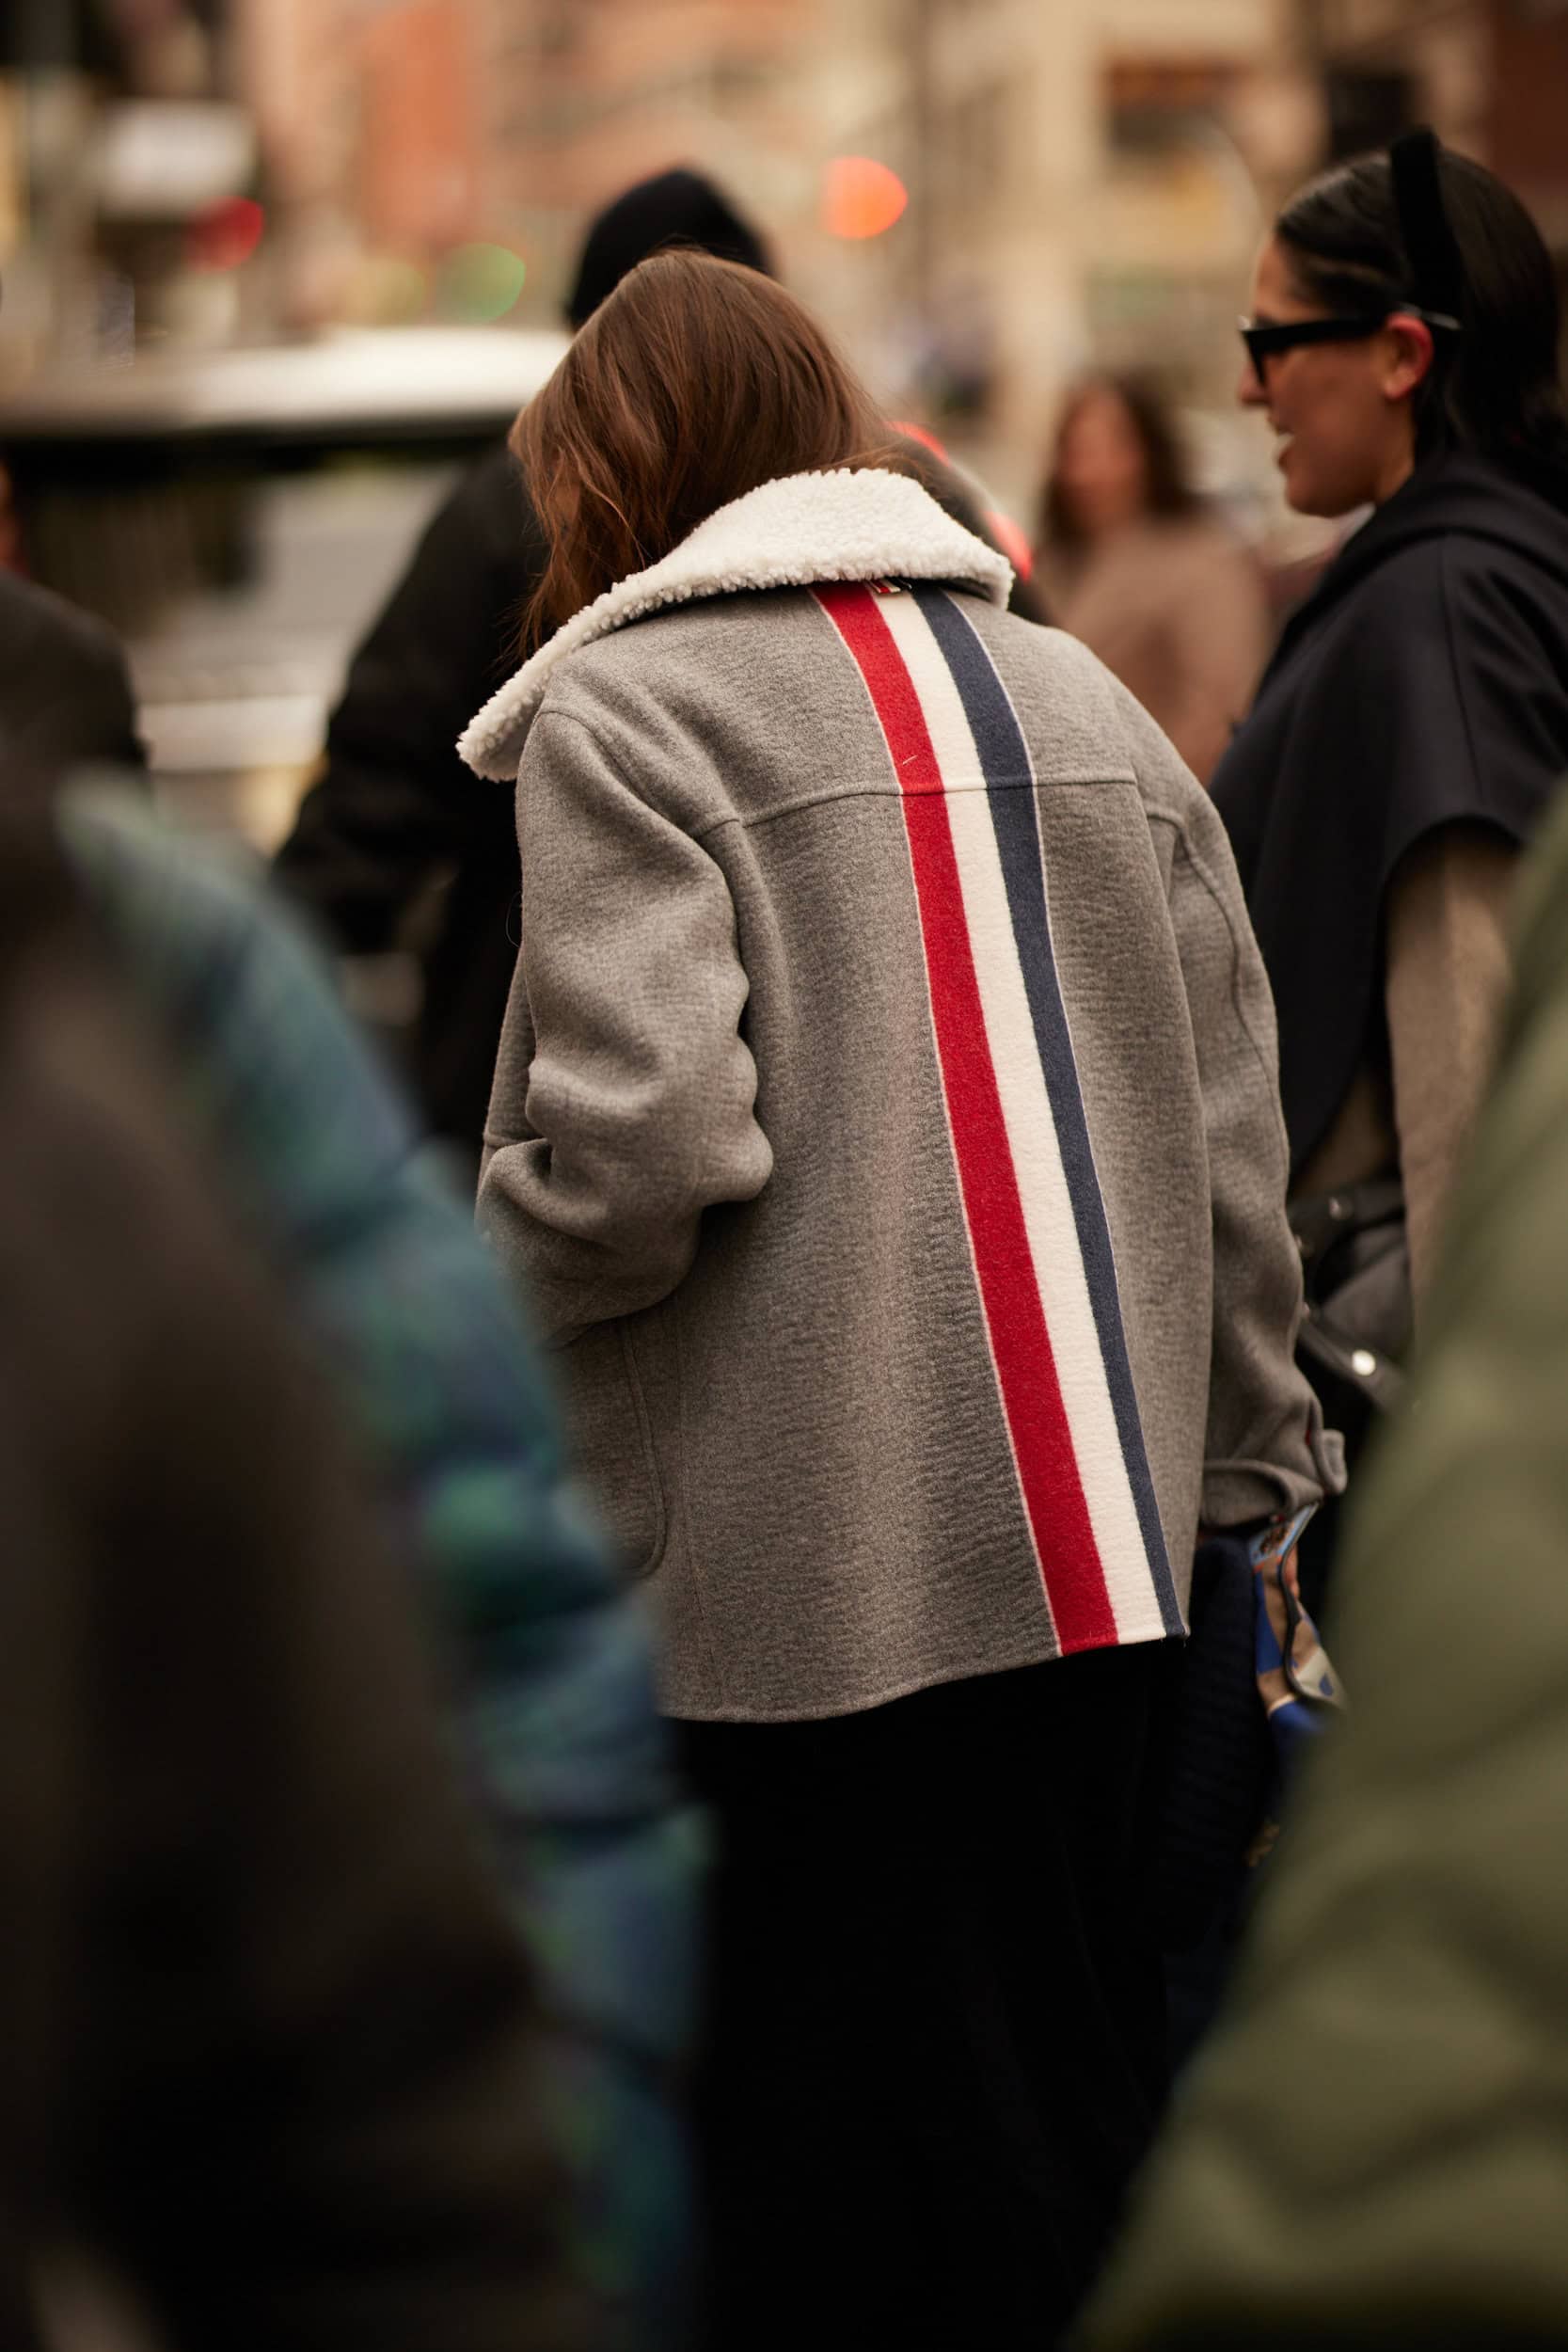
[2,0,1566,851]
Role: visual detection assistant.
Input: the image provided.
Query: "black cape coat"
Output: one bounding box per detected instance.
[1211,453,1568,1178]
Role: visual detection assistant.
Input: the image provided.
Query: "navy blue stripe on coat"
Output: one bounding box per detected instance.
[913,584,1184,1636]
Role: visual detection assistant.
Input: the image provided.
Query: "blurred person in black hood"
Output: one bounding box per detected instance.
[1212,131,1568,1595]
[275,167,1038,1177]
[276,169,768,1176]
[562,169,771,330]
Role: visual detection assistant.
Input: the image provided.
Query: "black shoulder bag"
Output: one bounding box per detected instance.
[1290,1175,1409,1417]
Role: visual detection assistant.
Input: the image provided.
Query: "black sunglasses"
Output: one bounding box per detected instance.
[1239,305,1461,386]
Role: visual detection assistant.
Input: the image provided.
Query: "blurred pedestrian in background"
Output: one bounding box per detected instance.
[1080,782,1568,2352]
[274,168,773,1180]
[1214,129,1568,1590]
[0,806,587,2352]
[1034,372,1269,784]
[274,168,1043,1182]
[467,249,1339,2349]
[57,786,696,2352]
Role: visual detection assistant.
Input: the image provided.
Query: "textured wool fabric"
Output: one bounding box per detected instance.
[458,468,1014,778]
[474,468,1341,1723]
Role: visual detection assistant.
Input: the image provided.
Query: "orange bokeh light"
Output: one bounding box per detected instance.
[822,157,908,241]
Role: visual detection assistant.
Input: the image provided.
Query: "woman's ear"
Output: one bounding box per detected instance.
[1379,313,1436,403]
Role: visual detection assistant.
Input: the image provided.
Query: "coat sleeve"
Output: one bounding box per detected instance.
[273,444,536,952]
[1384,820,1517,1308]
[1117,691,1343,1523]
[479,710,774,1346]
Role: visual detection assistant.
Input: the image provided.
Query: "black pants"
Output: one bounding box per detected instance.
[677,1645,1171,2351]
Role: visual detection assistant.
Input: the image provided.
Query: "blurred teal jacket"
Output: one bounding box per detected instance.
[58,787,697,2352]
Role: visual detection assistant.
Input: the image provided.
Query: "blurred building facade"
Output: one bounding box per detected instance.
[234,0,1324,482]
[4,1,1567,486]
[238,0,819,330]
[1303,0,1568,258]
[809,0,1313,493]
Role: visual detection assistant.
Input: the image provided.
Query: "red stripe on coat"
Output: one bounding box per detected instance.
[815,583,1117,1651]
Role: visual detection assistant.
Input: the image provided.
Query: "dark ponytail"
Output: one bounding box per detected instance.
[1275,135,1568,492]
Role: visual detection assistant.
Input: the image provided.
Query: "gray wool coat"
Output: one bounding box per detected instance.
[464,469,1342,1723]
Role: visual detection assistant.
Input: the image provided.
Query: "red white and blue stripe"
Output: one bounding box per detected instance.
[815,580,1183,1653]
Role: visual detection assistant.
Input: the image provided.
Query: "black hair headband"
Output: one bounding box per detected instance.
[1389,126,1465,327]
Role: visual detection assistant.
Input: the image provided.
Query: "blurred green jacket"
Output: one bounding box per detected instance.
[56,788,696,2352]
[1081,782,1568,2352]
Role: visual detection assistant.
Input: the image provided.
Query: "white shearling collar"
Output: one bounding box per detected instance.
[458,465,1012,779]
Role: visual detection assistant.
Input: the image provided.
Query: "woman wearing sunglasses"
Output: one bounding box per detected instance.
[1212,130,1568,1561]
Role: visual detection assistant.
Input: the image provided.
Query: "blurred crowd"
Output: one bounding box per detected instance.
[6,122,1568,2352]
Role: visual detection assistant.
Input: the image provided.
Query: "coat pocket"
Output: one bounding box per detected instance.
[556,1318,668,1581]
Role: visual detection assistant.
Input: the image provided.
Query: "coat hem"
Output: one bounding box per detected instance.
[660,1619,1180,1725]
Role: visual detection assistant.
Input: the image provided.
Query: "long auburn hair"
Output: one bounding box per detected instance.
[512,249,913,646]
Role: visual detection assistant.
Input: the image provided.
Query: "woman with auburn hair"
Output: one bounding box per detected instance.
[1035,370,1270,784]
[464,250,1338,2348]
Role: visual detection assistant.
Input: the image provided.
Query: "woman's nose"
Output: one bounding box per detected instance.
[1238,358,1267,409]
